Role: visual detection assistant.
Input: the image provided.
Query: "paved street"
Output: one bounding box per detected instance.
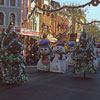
[0,66,100,100]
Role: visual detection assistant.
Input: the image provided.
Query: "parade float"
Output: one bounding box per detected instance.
[50,40,67,73]
[0,23,28,84]
[37,40,52,72]
[71,29,97,78]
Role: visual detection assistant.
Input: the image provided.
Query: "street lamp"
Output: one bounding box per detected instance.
[6,16,14,33]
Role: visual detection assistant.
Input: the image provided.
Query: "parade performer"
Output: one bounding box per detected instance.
[37,40,52,72]
[96,43,100,65]
[50,40,67,73]
[0,24,28,84]
[0,29,6,80]
[66,41,76,67]
[92,38,99,70]
[72,29,96,78]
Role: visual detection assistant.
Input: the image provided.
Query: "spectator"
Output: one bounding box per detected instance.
[32,41,39,65]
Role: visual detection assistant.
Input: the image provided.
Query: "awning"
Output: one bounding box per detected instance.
[47,34,57,43]
[31,36,41,41]
[20,28,40,36]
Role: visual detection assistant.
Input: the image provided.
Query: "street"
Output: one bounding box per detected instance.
[0,66,100,100]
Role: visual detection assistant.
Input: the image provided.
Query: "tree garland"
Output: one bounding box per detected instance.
[77,21,100,25]
[23,0,100,25]
[92,0,100,6]
[32,0,100,13]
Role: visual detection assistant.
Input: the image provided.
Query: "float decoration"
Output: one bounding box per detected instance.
[0,24,28,84]
[72,29,96,78]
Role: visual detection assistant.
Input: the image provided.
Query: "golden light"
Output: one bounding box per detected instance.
[76,38,79,42]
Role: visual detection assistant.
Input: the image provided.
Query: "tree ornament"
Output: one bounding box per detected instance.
[35,5,38,8]
[63,5,67,8]
[92,0,99,6]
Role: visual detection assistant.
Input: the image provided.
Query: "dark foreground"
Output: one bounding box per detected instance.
[0,66,100,100]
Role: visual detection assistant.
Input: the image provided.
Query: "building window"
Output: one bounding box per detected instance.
[43,5,45,15]
[0,12,4,25]
[10,0,16,6]
[31,18,35,31]
[57,23,60,31]
[35,23,37,31]
[31,21,33,30]
[10,13,15,25]
[0,0,4,5]
[47,6,50,16]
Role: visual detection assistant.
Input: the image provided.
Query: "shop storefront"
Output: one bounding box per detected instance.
[18,28,41,50]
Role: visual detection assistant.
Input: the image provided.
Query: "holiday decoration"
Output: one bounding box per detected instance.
[78,20,100,25]
[92,0,99,6]
[0,29,6,81]
[37,1,92,12]
[35,5,38,8]
[29,0,100,14]
[37,40,52,72]
[71,29,97,78]
[22,0,100,26]
[0,24,28,84]
[50,40,67,73]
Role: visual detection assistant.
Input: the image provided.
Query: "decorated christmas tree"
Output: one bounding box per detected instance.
[72,29,96,78]
[0,23,28,84]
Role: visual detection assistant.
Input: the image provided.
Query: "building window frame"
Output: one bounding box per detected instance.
[9,12,17,26]
[9,0,18,7]
[31,17,35,31]
[0,11,6,26]
[0,0,4,5]
[0,0,7,7]
[47,6,50,16]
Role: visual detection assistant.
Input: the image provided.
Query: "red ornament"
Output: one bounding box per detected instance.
[63,5,67,8]
[93,21,96,23]
[35,5,38,8]
[43,33,47,39]
[92,0,99,6]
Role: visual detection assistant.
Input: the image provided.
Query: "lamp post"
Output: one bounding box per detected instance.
[6,16,14,33]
